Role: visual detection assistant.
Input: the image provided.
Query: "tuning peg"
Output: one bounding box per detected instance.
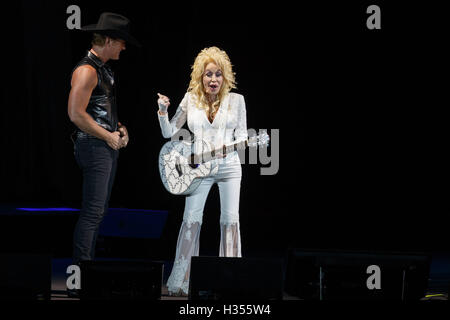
[257,132,270,147]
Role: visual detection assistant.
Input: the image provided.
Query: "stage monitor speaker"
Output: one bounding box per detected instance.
[189,256,284,300]
[285,248,431,300]
[0,254,51,300]
[79,260,163,300]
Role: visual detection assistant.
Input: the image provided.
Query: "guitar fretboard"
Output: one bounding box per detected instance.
[191,140,248,164]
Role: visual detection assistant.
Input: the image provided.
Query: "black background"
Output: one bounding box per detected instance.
[0,1,447,257]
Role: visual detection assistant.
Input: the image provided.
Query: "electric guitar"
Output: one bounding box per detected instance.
[158,132,270,195]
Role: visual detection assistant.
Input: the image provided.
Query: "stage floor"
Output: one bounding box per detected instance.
[50,257,302,301]
[50,255,449,301]
[2,206,448,300]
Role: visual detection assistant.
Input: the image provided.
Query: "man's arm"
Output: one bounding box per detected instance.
[68,65,123,150]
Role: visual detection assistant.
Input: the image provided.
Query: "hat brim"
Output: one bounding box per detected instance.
[81,25,141,47]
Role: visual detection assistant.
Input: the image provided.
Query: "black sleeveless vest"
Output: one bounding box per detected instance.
[73,50,118,132]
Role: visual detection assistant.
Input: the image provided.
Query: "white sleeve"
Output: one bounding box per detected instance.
[234,94,248,143]
[158,93,188,138]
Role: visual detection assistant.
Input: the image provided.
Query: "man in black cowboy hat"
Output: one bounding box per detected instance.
[67,12,140,272]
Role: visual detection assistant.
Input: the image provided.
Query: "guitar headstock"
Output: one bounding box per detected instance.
[248,130,270,148]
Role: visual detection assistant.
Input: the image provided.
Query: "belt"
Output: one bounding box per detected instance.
[76,131,93,139]
[71,130,98,143]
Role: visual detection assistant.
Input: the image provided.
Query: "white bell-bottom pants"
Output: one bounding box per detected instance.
[166,159,242,295]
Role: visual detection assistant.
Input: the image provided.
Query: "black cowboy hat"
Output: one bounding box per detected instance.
[81,12,141,47]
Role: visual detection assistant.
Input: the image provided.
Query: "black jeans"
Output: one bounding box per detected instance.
[73,134,118,264]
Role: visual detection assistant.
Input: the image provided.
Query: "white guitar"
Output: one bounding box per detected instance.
[158,132,270,195]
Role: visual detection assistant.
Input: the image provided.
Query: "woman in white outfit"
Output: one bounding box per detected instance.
[157,46,247,296]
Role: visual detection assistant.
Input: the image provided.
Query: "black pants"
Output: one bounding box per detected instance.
[73,134,118,264]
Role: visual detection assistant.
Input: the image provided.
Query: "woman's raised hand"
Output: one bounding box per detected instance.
[157,93,170,114]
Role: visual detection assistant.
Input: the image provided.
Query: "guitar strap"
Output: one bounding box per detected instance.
[218,94,230,156]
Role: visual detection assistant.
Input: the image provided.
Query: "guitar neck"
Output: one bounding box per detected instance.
[196,140,248,163]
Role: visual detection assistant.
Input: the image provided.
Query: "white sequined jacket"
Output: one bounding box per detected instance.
[158,91,248,164]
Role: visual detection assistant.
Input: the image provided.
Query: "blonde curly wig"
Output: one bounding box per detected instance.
[188,46,236,121]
